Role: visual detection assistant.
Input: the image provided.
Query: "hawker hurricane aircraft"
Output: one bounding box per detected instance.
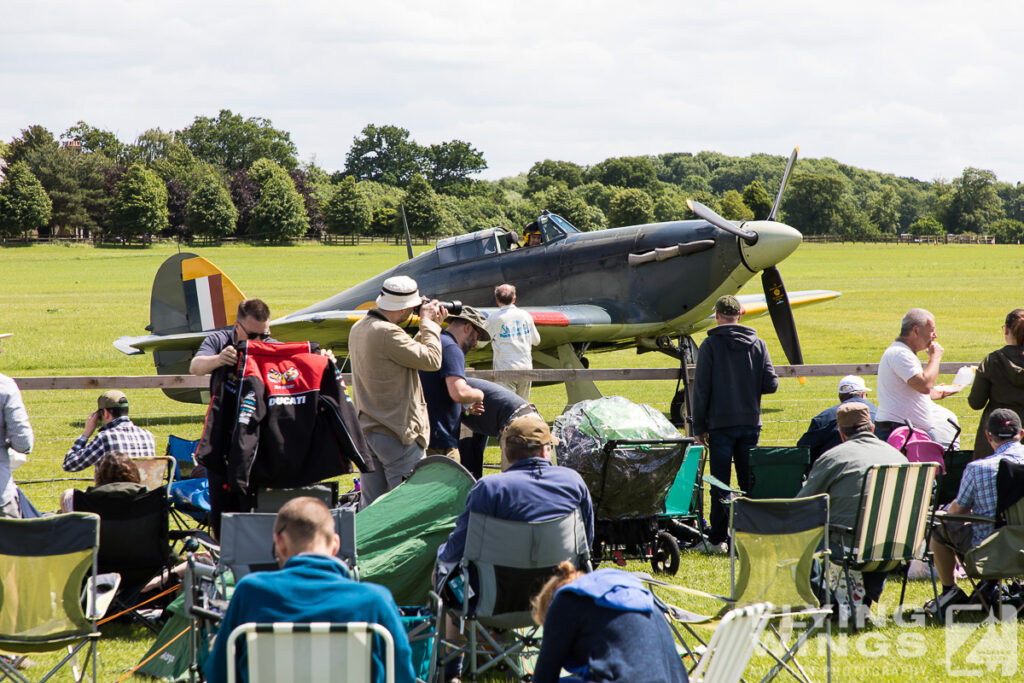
[116,148,839,414]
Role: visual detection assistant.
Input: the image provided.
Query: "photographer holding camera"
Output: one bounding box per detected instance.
[349,276,446,507]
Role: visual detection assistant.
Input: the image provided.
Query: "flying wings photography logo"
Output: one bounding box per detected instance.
[943,605,1018,677]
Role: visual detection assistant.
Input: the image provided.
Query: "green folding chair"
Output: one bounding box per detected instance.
[660,445,709,549]
[830,462,939,630]
[0,513,106,683]
[748,447,812,499]
[645,494,832,683]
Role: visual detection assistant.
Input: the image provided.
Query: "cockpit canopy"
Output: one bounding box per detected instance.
[434,213,579,266]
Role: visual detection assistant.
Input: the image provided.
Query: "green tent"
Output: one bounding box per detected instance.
[356,456,475,605]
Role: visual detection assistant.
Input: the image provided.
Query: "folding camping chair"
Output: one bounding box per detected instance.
[0,514,109,683]
[70,485,183,632]
[659,444,710,550]
[829,462,939,630]
[935,458,1024,614]
[252,482,339,513]
[934,450,973,507]
[429,509,592,682]
[134,455,176,491]
[166,434,199,479]
[645,495,832,683]
[218,508,358,580]
[226,622,395,683]
[689,602,774,683]
[747,447,812,499]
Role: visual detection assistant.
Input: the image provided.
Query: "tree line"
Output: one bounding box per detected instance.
[2,110,1023,244]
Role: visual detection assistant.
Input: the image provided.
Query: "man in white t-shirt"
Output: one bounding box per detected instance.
[484,284,541,400]
[875,308,956,444]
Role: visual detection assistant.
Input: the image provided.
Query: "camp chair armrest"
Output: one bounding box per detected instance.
[635,572,730,602]
[933,511,994,525]
[829,523,854,534]
[703,474,745,495]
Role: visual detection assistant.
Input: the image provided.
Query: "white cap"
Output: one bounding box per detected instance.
[838,375,869,394]
[376,276,421,311]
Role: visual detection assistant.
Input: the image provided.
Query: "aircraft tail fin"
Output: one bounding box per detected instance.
[148,253,246,403]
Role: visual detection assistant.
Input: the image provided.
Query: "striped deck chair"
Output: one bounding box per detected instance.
[226,622,395,683]
[830,462,939,630]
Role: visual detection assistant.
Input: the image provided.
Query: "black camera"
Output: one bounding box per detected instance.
[414,297,462,316]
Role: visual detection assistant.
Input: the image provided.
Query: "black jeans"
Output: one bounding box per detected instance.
[707,427,760,544]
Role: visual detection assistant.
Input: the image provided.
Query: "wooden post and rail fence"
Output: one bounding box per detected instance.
[10,362,970,391]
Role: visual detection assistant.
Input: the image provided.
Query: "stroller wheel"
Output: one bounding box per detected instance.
[651,531,681,575]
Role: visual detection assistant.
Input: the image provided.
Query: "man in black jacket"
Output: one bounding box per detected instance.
[692,295,779,550]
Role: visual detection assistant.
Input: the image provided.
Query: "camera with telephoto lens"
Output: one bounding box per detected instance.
[414,297,462,316]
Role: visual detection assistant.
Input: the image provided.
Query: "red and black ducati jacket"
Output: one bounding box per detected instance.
[196,340,372,494]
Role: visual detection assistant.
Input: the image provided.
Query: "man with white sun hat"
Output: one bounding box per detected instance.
[0,332,34,519]
[348,276,447,507]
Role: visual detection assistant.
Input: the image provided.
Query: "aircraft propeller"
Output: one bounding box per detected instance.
[685,145,805,365]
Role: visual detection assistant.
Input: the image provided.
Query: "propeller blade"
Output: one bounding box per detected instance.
[686,200,758,244]
[761,265,804,365]
[767,146,799,222]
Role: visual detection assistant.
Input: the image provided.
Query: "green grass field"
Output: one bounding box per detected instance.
[2,241,1022,680]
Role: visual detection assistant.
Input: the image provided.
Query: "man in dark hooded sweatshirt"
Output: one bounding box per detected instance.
[692,295,778,550]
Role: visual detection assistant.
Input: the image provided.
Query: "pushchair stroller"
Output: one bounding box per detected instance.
[554,396,693,575]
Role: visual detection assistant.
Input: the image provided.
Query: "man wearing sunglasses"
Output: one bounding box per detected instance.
[191,298,274,536]
[190,299,273,378]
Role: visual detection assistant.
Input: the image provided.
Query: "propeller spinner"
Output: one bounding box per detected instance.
[687,147,805,365]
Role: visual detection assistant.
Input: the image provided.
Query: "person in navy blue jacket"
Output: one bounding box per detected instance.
[531,563,688,683]
[205,497,415,683]
[797,375,877,462]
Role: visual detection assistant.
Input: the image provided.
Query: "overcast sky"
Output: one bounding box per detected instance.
[3,1,1022,184]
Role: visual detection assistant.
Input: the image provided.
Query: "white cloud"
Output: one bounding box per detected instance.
[2,1,1024,182]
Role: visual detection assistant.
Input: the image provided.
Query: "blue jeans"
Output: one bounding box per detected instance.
[707,427,760,544]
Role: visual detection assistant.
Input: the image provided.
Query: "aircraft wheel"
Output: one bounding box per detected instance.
[670,389,687,427]
[651,531,681,575]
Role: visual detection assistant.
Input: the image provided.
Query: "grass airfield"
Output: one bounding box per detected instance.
[2,240,1023,680]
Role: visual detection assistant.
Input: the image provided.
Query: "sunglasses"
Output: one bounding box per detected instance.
[236,321,271,341]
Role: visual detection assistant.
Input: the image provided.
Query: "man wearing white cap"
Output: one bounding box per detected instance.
[349,276,446,507]
[0,333,33,519]
[797,375,877,462]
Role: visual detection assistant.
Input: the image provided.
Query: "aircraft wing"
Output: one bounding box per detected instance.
[115,290,839,358]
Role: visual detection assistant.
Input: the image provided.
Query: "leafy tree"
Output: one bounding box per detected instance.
[658,153,710,185]
[127,128,176,165]
[0,162,52,237]
[179,110,298,171]
[229,170,259,236]
[247,158,309,241]
[61,122,124,159]
[402,174,444,236]
[742,180,773,220]
[988,218,1024,244]
[781,173,849,235]
[608,188,654,228]
[537,186,592,231]
[5,125,60,166]
[425,140,487,191]
[587,156,658,191]
[576,182,619,215]
[289,168,326,237]
[680,174,712,195]
[185,174,238,239]
[720,190,754,221]
[526,160,585,196]
[108,163,169,240]
[345,124,425,187]
[908,216,943,236]
[653,186,689,222]
[866,185,902,233]
[24,143,113,236]
[164,178,189,238]
[946,167,1004,233]
[323,176,371,235]
[684,190,722,217]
